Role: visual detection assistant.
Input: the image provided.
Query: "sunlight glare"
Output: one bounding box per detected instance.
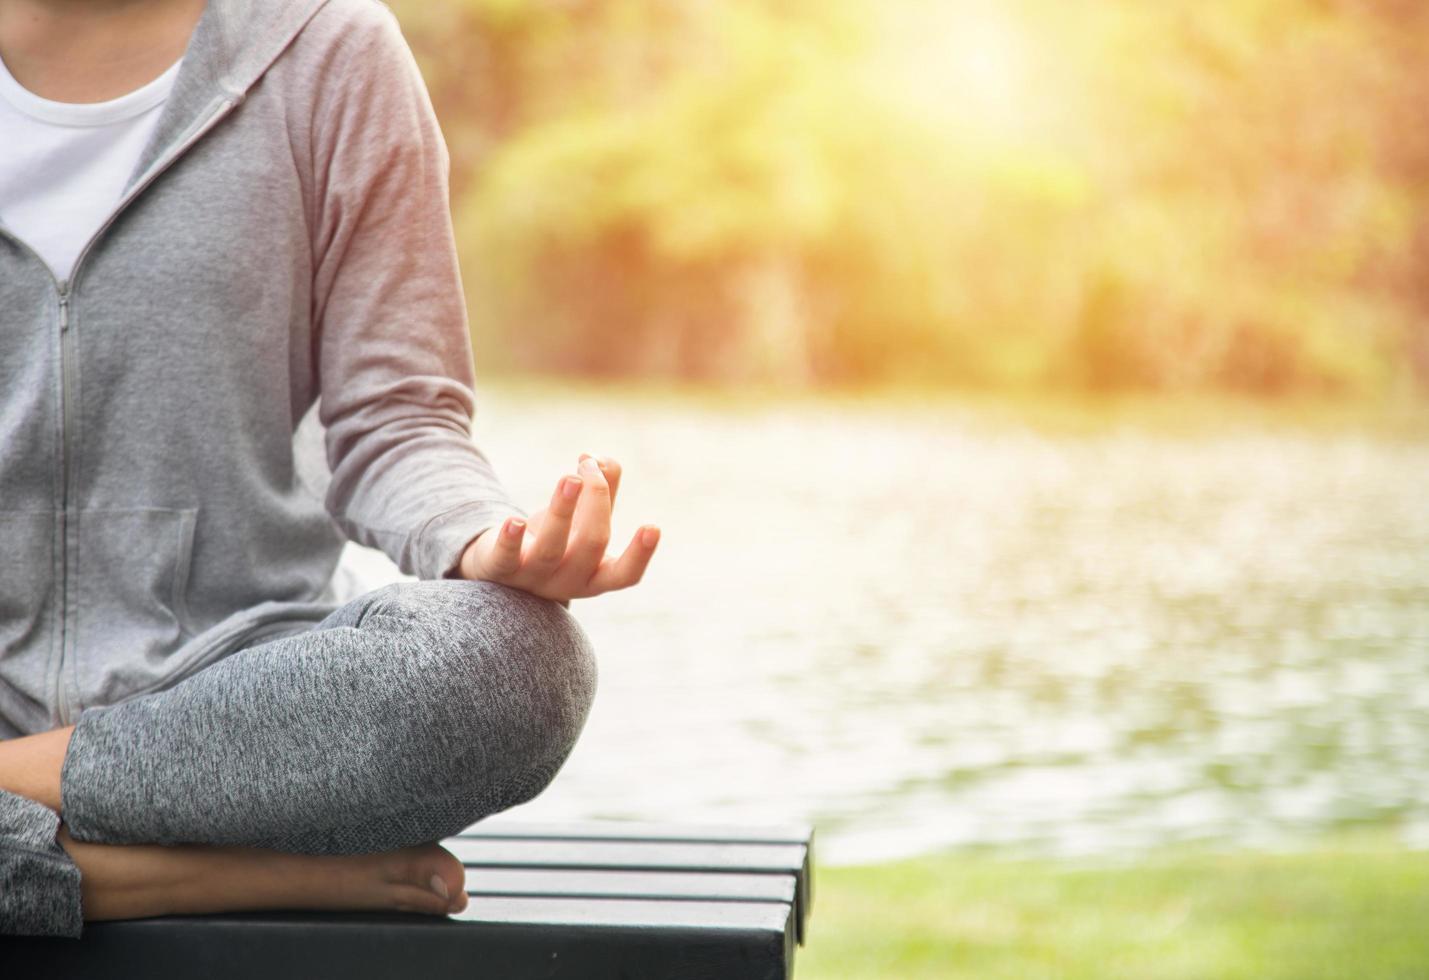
[869,1,1038,141]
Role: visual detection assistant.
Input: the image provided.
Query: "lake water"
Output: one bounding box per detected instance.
[336,385,1429,865]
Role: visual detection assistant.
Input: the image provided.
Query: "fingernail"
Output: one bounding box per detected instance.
[581,456,601,474]
[429,874,449,900]
[641,526,659,547]
[506,519,526,537]
[562,476,582,499]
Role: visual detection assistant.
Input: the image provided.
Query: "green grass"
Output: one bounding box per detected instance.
[797,835,1429,979]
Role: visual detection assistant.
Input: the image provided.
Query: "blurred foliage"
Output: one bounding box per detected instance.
[388,0,1429,395]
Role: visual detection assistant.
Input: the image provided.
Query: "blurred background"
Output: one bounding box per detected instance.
[389,0,1429,396]
[365,0,1429,973]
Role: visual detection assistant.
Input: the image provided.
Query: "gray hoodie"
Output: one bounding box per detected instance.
[0,0,527,736]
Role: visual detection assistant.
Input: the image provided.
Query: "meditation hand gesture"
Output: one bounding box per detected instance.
[456,454,660,602]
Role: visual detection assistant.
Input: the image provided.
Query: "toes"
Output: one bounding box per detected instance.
[431,844,467,911]
[400,843,466,914]
[391,883,452,916]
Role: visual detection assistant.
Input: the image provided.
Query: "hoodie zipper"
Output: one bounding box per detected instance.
[22,95,242,727]
[56,286,78,725]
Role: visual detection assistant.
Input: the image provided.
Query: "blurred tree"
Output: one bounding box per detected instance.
[387,0,1429,395]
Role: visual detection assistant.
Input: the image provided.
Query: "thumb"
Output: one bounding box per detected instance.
[460,517,525,580]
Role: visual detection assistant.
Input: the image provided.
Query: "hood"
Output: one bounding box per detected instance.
[127,0,333,189]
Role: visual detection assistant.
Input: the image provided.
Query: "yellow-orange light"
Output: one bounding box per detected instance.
[864,1,1037,141]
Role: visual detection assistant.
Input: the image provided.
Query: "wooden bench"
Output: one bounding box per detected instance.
[6,818,815,979]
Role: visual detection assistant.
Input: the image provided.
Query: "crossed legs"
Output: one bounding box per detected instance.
[0,579,598,936]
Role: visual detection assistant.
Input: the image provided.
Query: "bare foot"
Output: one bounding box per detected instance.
[57,826,469,922]
[0,724,72,811]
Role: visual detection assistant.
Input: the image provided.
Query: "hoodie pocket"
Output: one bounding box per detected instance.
[75,507,199,708]
[0,509,57,669]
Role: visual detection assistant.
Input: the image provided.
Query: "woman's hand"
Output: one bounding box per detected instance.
[455,454,660,602]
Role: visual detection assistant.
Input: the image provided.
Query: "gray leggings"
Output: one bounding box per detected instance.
[0,580,598,938]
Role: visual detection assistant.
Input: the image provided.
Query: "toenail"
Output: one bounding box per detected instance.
[429,874,449,900]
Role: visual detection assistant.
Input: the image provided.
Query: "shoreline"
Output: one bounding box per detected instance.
[478,371,1429,439]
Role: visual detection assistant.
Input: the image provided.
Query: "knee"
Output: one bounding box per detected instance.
[359,580,598,797]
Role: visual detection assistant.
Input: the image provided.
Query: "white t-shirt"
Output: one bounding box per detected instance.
[0,54,182,282]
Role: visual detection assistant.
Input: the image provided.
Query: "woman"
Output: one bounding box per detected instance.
[0,0,659,937]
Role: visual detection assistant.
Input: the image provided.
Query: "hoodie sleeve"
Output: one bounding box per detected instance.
[308,5,525,580]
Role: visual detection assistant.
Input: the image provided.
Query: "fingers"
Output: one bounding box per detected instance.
[529,474,581,570]
[588,525,660,594]
[565,455,612,577]
[481,453,643,599]
[579,453,621,509]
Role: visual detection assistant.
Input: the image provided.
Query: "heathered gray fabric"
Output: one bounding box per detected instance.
[0,789,83,937]
[1,579,597,937]
[0,0,526,736]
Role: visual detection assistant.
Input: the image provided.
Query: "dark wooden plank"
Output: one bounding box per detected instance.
[467,868,797,904]
[459,823,815,919]
[5,907,794,980]
[462,818,814,845]
[447,838,805,874]
[449,835,812,944]
[455,896,791,933]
